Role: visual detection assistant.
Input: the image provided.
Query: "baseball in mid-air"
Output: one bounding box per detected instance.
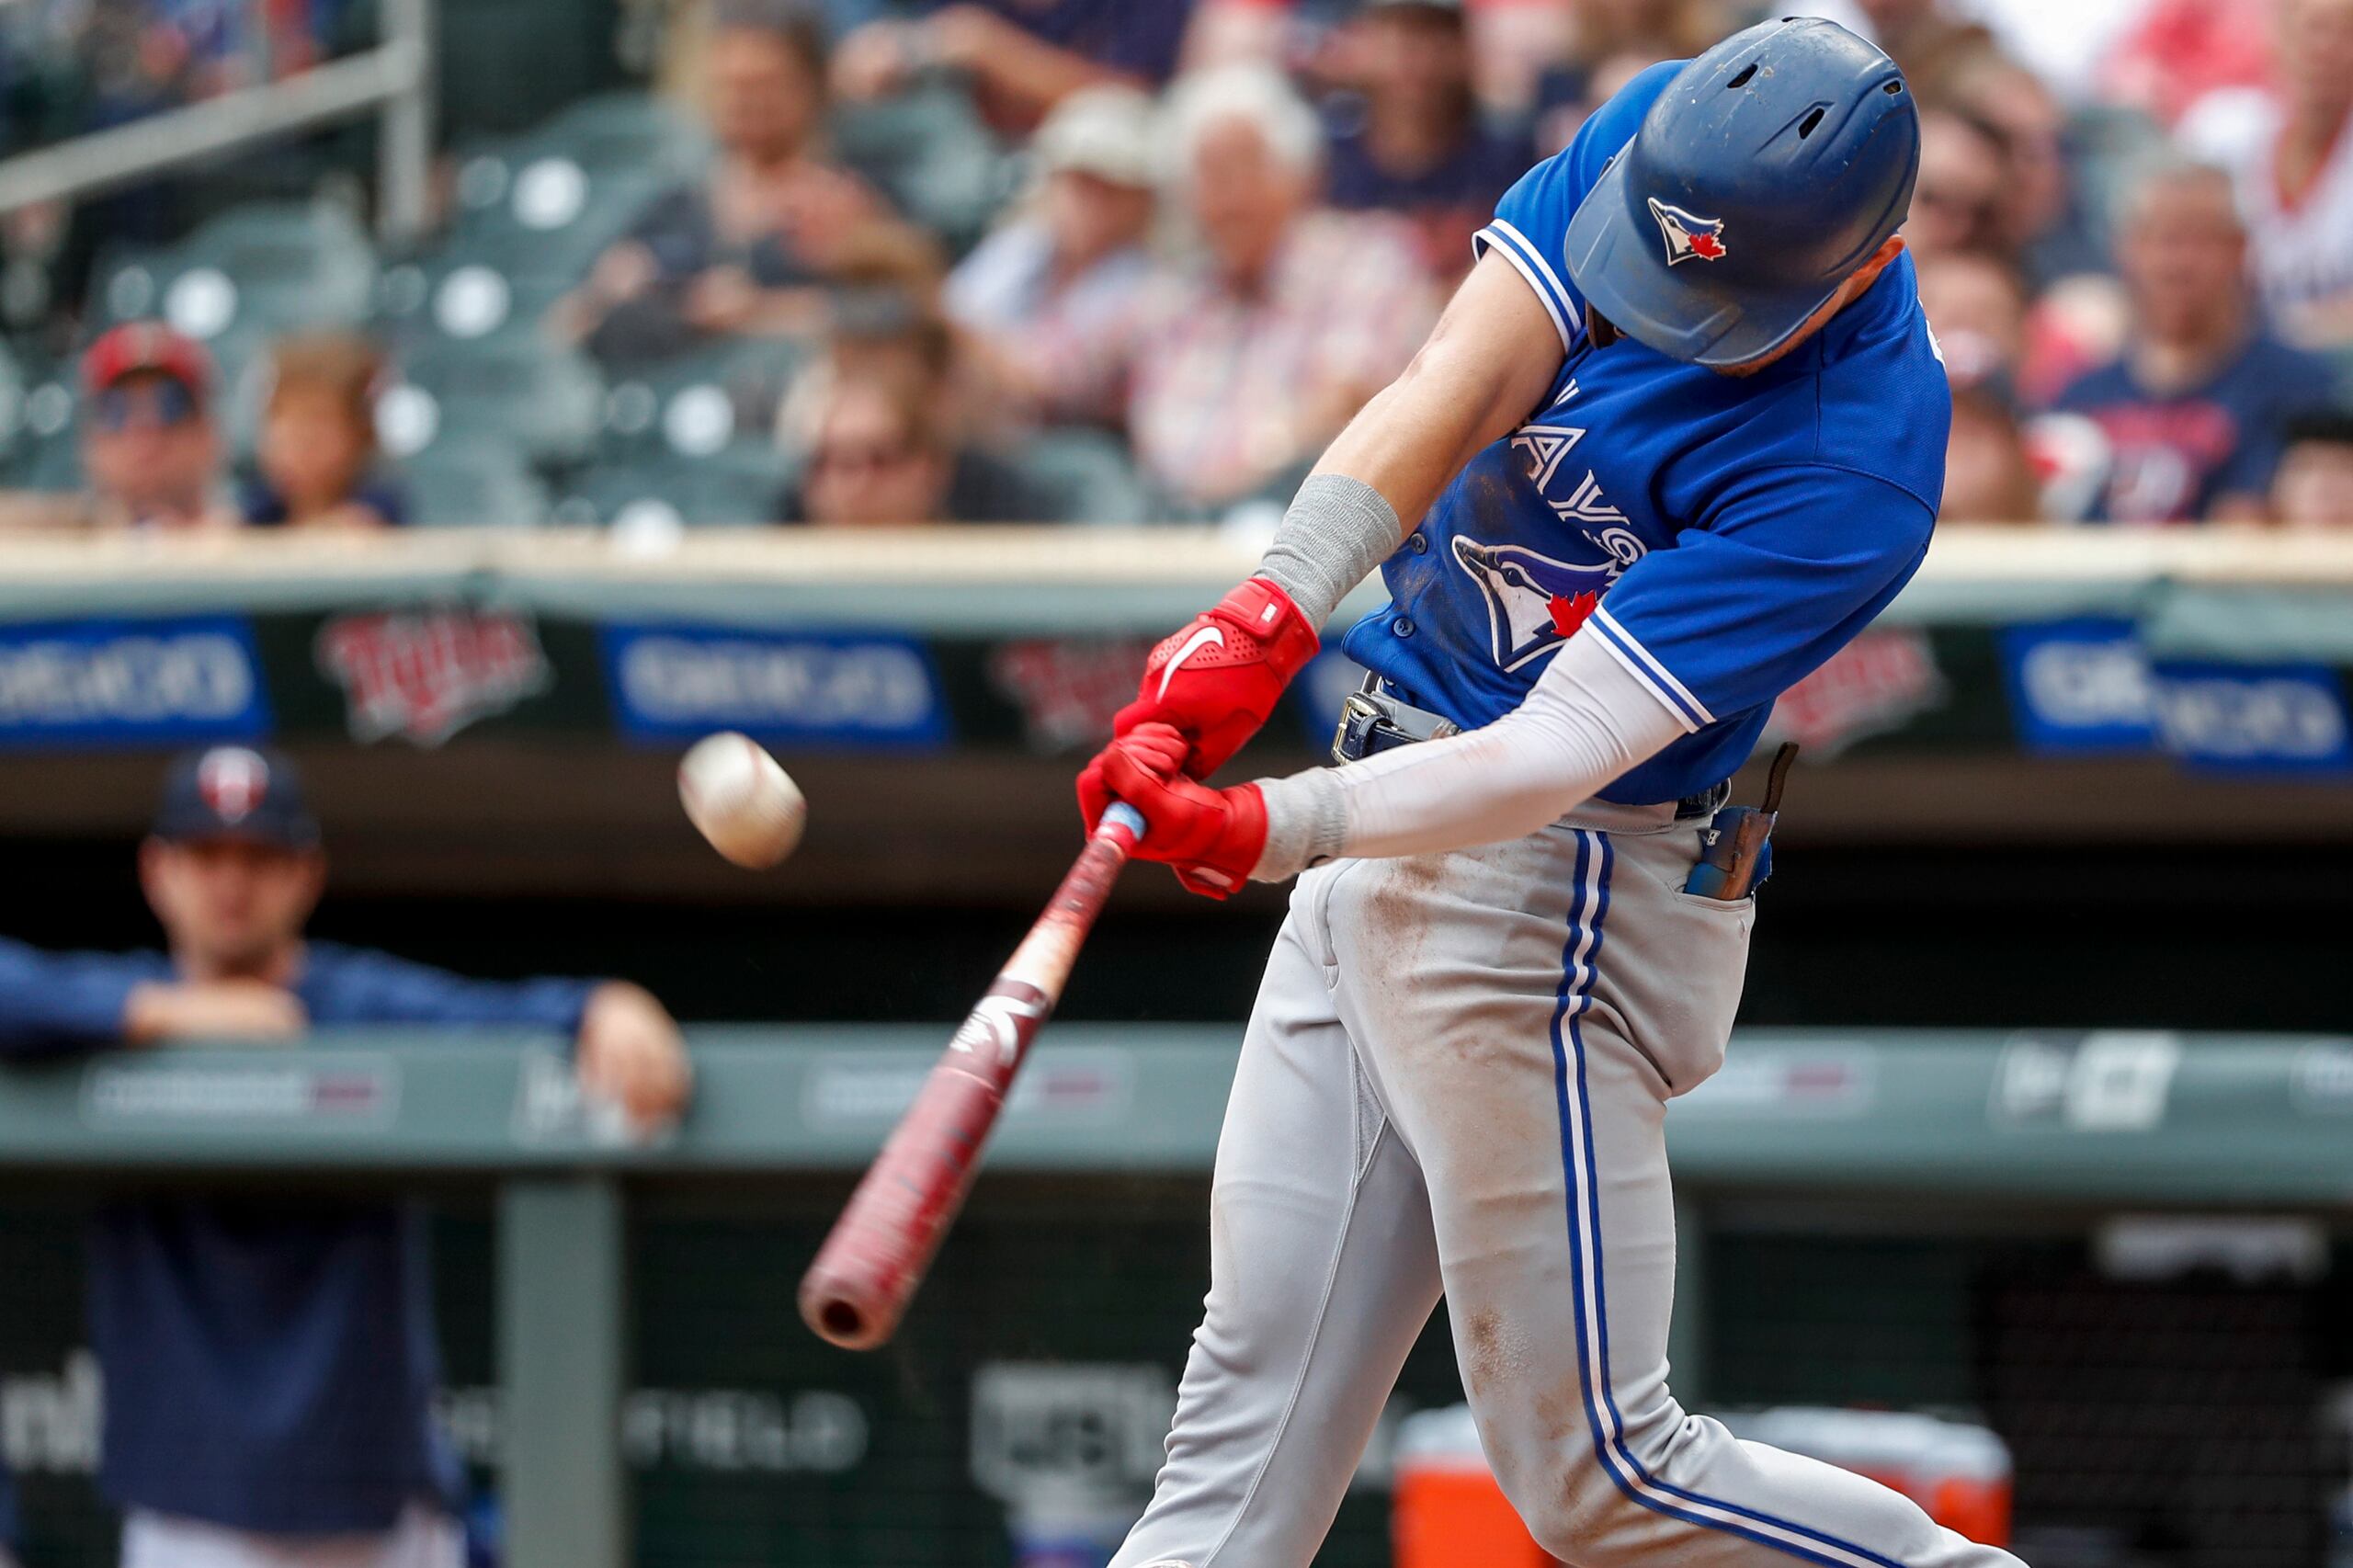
[677,733,805,869]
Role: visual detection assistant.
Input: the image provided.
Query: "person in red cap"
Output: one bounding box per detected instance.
[80,323,239,530]
[0,322,239,531]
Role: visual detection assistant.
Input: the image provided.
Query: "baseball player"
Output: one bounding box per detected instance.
[1077,19,2020,1568]
[0,746,691,1568]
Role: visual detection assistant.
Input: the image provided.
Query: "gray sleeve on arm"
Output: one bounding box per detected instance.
[1246,627,1690,881]
[1254,473,1405,628]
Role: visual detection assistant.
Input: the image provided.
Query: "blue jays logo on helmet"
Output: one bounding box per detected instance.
[1646,197,1728,266]
[1451,537,1627,671]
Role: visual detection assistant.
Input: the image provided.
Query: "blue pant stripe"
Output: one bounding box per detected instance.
[1551,830,1915,1568]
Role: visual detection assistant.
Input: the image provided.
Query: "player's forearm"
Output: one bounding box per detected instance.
[1256,254,1563,625]
[1250,631,1688,876]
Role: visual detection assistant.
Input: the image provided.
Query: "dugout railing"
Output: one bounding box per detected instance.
[1,1026,2347,1568]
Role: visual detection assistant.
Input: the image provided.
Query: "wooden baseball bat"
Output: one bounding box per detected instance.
[798,801,1147,1350]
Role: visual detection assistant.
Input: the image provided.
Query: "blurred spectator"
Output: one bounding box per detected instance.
[784,373,958,523]
[781,318,1060,520]
[1319,0,1528,275]
[557,0,926,366]
[241,332,408,529]
[0,1454,17,1568]
[2272,409,2353,526]
[2016,272,2132,407]
[831,0,1196,131]
[80,322,236,529]
[814,290,960,420]
[944,84,1158,342]
[995,63,1437,513]
[1942,51,2107,287]
[2038,162,2337,524]
[0,322,238,531]
[2101,0,2274,127]
[2180,0,2353,347]
[1790,0,2002,97]
[1529,0,1725,155]
[1916,250,2029,389]
[1905,108,2008,262]
[1943,384,2041,521]
[1937,0,2138,104]
[0,747,691,1568]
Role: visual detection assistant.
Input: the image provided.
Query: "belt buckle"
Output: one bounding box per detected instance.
[1333,691,1386,764]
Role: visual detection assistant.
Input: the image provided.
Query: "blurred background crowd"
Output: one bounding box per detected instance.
[0,0,2350,537]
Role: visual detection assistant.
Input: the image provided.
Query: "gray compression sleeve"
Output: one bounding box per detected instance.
[1246,629,1692,881]
[1254,473,1404,627]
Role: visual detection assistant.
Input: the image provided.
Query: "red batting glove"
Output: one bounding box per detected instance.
[1077,579,1318,825]
[1091,723,1268,900]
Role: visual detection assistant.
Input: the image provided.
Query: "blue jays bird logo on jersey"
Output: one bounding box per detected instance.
[1647,197,1727,265]
[1452,538,1627,672]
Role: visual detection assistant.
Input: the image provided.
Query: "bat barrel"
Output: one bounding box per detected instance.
[798,1058,1006,1348]
[797,801,1145,1350]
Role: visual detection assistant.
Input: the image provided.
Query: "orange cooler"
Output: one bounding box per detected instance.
[1392,1407,1559,1568]
[1391,1404,2010,1563]
[1730,1408,2014,1547]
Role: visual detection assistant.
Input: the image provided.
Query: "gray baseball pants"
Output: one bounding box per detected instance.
[1111,799,2026,1568]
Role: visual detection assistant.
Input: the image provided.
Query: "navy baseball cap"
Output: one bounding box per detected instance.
[1563,17,1920,368]
[152,746,321,848]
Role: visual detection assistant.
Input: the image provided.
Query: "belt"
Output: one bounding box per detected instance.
[1331,676,1729,822]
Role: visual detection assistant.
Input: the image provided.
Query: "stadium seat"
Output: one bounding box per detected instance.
[444,95,706,290]
[373,248,577,354]
[1006,426,1152,526]
[832,83,1017,255]
[387,339,605,469]
[556,445,790,529]
[2066,103,2173,238]
[92,202,379,344]
[525,94,707,179]
[399,437,553,528]
[597,335,810,465]
[0,339,23,477]
[10,374,81,494]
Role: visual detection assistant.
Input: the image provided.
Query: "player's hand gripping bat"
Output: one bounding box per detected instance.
[798,801,1148,1349]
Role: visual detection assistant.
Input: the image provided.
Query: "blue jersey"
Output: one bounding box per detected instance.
[1341,60,1951,805]
[0,937,594,1535]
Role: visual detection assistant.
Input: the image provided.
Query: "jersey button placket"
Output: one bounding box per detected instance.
[1392,617,1415,638]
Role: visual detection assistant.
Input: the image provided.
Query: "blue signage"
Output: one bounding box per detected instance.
[1997,618,2156,756]
[2001,618,2351,774]
[2147,659,2353,776]
[599,623,948,749]
[0,616,270,748]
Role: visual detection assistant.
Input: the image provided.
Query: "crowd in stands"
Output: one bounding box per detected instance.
[1,0,2351,533]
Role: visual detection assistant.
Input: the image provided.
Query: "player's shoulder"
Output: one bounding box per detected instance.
[1780,252,1950,512]
[1483,60,1689,342]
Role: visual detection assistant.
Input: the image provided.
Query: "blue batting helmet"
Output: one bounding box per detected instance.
[1563,17,1920,368]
